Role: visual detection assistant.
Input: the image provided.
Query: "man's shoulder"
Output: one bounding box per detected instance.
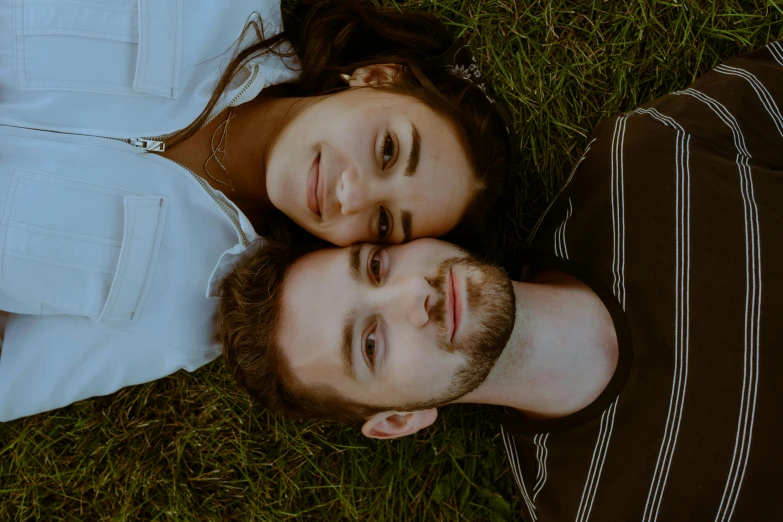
[525,119,618,254]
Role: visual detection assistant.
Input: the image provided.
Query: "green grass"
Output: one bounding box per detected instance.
[1,1,781,520]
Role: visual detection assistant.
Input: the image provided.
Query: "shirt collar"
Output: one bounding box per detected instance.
[205,187,264,298]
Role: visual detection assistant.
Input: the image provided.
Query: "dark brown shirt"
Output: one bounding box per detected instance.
[499,42,783,522]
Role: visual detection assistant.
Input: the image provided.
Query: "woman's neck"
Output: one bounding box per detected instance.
[158,95,305,218]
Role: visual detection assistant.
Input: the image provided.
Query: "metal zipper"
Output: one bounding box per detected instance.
[134,63,262,247]
[0,123,250,247]
[128,138,166,151]
[167,159,250,247]
[154,63,262,246]
[201,63,261,129]
[135,63,261,149]
[0,123,168,151]
[0,64,262,246]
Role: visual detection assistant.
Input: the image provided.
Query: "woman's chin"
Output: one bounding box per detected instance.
[312,225,349,247]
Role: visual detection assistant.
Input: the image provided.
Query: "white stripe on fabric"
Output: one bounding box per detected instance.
[714,64,783,138]
[554,198,574,259]
[675,89,751,156]
[575,114,627,522]
[533,433,550,501]
[575,399,619,522]
[501,425,538,521]
[610,116,628,306]
[723,152,762,522]
[528,139,596,246]
[674,88,763,522]
[533,434,543,484]
[575,407,611,522]
[767,41,783,67]
[633,108,692,522]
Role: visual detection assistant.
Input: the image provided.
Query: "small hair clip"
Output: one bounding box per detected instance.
[426,38,518,165]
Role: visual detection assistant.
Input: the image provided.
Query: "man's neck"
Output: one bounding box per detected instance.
[459,271,619,419]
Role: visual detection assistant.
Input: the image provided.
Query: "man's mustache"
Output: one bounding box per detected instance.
[425,258,461,352]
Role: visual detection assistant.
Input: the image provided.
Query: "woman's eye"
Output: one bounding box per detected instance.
[365,332,376,364]
[380,132,396,169]
[370,250,382,282]
[377,207,390,240]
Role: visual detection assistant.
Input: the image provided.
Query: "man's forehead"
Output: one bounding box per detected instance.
[297,245,350,270]
[279,246,361,385]
[296,244,369,278]
[284,247,352,304]
[280,247,352,355]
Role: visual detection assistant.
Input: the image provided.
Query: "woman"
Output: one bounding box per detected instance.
[0,0,514,420]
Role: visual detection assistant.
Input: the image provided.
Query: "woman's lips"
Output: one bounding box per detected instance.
[306,152,321,218]
[316,154,325,219]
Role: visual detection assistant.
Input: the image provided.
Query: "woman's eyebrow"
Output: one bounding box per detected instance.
[405,124,420,177]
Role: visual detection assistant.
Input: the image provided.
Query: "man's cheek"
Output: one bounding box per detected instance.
[390,358,450,400]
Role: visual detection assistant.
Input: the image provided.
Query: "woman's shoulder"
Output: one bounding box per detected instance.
[0,0,297,137]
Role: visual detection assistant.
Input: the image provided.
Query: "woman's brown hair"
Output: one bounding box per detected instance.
[172,0,515,249]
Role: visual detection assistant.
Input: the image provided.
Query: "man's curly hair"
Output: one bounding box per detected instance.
[217,240,397,423]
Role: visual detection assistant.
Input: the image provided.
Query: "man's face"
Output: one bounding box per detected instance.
[277,239,516,410]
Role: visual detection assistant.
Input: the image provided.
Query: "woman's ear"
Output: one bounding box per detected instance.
[348,64,403,87]
[361,408,438,439]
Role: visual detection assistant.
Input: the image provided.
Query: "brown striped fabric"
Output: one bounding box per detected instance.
[498,42,783,522]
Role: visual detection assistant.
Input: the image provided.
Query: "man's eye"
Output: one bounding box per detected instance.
[380,132,396,169]
[370,250,382,282]
[365,332,376,364]
[377,207,390,240]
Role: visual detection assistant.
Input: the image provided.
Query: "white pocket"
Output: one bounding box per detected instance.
[13,0,183,98]
[0,169,168,322]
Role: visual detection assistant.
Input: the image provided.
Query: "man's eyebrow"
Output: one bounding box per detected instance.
[405,123,420,177]
[349,244,362,282]
[342,309,357,380]
[402,210,412,243]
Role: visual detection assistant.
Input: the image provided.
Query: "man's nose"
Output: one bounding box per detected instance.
[395,277,436,328]
[336,168,373,215]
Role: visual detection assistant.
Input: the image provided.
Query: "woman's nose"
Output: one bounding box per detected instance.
[336,168,371,215]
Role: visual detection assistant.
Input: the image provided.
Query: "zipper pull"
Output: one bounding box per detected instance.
[128,138,166,152]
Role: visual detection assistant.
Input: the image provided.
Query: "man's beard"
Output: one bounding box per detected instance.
[396,256,516,412]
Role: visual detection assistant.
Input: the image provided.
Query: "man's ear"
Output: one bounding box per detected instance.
[347,64,402,88]
[361,408,438,440]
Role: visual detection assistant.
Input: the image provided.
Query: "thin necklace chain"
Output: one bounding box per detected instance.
[204,106,236,191]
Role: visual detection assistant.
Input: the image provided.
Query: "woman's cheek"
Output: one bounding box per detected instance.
[330,217,367,247]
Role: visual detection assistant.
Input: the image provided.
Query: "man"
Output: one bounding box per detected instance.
[217,42,783,521]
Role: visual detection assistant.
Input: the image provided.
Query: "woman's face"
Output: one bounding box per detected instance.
[265,87,476,246]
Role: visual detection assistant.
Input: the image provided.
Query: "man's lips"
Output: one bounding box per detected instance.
[447,267,463,343]
[306,152,321,218]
